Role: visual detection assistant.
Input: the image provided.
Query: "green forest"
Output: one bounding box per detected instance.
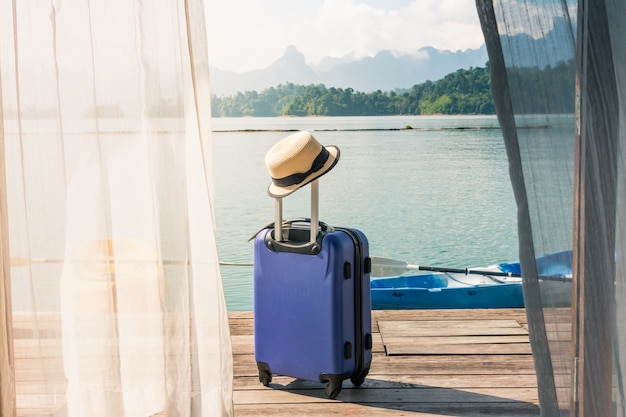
[211,60,575,117]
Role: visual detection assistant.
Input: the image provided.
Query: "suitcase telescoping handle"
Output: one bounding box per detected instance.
[275,179,320,244]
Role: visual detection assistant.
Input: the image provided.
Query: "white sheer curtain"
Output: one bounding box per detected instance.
[478,0,626,415]
[0,0,233,416]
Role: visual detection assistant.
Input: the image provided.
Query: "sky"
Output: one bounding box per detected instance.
[204,0,485,73]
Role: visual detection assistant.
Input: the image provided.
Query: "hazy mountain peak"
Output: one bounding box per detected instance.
[316,52,358,72]
[210,44,488,95]
[282,45,304,59]
[266,45,308,73]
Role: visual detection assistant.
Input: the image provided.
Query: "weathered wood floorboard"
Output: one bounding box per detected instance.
[13,308,540,416]
[232,308,540,416]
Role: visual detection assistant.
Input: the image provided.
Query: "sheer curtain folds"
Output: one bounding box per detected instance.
[478,0,626,416]
[0,1,233,416]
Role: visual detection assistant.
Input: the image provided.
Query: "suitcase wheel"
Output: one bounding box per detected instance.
[325,381,342,399]
[260,371,272,386]
[350,373,366,387]
[320,373,343,399]
[350,362,371,387]
[257,362,272,386]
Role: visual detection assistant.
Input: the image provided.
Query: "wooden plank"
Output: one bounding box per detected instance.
[12,381,67,395]
[380,326,528,337]
[371,332,385,354]
[234,386,539,404]
[232,353,537,376]
[382,335,530,346]
[382,334,531,355]
[385,342,532,355]
[227,315,255,336]
[233,373,539,390]
[234,402,540,417]
[368,355,536,375]
[227,310,532,331]
[231,335,254,356]
[381,319,524,327]
[16,393,66,410]
[226,312,532,335]
[378,320,528,337]
[372,308,528,323]
[18,408,65,417]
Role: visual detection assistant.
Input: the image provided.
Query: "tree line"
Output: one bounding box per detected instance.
[211,60,575,117]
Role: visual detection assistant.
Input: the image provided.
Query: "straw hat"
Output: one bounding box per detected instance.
[265,131,340,197]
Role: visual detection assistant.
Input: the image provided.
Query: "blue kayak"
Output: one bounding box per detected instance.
[370,251,572,310]
[370,270,525,310]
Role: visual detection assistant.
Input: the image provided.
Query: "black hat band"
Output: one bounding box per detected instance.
[271,148,330,188]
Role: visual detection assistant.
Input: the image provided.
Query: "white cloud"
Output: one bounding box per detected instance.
[205,0,484,72]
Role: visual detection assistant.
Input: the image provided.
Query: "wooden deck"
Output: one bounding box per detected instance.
[230,308,540,416]
[12,308,539,416]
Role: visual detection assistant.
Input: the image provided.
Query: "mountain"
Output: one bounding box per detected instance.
[499,16,574,68]
[321,47,489,92]
[210,45,489,96]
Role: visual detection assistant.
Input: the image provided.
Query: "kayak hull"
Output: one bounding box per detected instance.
[370,273,524,310]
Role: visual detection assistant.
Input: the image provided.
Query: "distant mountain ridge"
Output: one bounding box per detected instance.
[210,45,489,96]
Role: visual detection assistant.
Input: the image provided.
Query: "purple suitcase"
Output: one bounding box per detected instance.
[253,184,372,399]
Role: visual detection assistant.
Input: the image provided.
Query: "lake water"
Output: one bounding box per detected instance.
[212,115,519,311]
